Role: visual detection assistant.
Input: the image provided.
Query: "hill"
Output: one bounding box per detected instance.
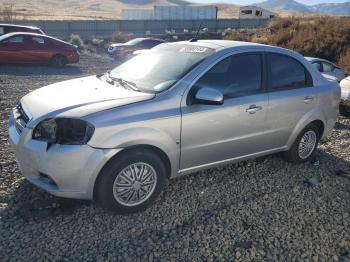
[0,0,191,20]
[256,0,350,16]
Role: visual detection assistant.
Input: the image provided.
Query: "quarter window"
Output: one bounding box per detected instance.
[194,53,262,99]
[32,37,45,44]
[268,53,309,90]
[322,62,334,72]
[312,62,322,72]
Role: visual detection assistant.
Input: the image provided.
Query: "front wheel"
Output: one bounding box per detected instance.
[95,149,168,214]
[283,123,320,163]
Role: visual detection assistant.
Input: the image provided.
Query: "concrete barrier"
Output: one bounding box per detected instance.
[2,19,269,39]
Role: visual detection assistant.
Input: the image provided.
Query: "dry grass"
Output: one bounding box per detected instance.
[224,17,350,75]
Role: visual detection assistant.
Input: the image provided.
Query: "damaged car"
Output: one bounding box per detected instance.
[9,40,340,213]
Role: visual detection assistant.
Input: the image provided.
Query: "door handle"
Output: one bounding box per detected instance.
[303,96,314,104]
[246,104,263,114]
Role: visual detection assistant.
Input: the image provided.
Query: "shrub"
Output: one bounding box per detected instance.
[92,38,104,47]
[70,34,85,49]
[223,17,350,74]
[339,47,350,75]
[0,1,16,22]
[265,17,350,64]
[111,31,132,43]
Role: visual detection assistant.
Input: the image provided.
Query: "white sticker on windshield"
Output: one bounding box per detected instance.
[179,46,208,53]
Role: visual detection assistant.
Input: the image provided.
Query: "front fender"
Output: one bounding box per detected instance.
[88,126,180,177]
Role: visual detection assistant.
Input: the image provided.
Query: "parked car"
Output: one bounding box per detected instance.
[9,40,340,213]
[0,23,45,36]
[107,38,165,60]
[340,77,350,115]
[306,57,346,82]
[0,32,79,67]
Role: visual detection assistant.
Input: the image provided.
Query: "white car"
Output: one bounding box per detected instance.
[306,57,346,82]
[340,77,350,115]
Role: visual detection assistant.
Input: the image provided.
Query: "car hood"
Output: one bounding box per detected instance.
[20,76,154,126]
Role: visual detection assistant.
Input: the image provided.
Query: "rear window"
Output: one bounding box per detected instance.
[2,26,42,35]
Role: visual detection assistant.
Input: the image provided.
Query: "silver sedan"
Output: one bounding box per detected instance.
[9,40,340,213]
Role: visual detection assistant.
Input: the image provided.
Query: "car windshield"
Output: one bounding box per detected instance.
[125,38,143,45]
[109,44,215,93]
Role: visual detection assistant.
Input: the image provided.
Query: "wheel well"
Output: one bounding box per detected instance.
[50,54,67,62]
[310,120,325,138]
[93,145,171,199]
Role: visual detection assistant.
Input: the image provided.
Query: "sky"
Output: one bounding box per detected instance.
[190,0,349,5]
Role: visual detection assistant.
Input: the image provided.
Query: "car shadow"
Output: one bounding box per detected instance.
[0,64,82,76]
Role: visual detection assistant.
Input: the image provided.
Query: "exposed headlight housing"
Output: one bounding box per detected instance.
[33,118,95,145]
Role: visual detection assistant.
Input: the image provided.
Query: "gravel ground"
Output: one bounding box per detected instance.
[1,54,350,261]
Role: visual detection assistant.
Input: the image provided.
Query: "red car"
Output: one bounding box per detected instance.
[107,38,165,60]
[0,32,79,67]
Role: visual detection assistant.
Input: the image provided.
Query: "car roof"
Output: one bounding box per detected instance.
[169,39,270,51]
[0,32,70,45]
[0,23,41,30]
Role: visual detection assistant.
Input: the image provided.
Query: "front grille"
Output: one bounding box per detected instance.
[13,103,29,134]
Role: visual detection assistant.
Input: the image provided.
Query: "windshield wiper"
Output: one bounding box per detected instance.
[106,71,140,92]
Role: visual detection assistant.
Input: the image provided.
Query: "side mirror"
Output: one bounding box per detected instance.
[194,87,224,105]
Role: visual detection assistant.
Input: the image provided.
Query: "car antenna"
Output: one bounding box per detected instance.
[189,22,202,42]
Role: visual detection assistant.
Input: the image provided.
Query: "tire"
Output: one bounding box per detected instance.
[95,149,168,214]
[50,55,67,67]
[340,105,350,116]
[283,123,320,163]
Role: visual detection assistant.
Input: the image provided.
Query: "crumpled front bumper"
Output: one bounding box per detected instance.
[8,112,121,200]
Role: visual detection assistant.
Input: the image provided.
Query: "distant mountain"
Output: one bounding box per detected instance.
[257,0,311,13]
[256,0,350,16]
[311,2,350,16]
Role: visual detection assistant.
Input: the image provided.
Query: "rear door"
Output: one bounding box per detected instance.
[24,36,51,63]
[180,52,271,170]
[265,52,317,148]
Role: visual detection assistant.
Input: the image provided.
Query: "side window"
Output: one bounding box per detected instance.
[195,53,262,99]
[3,36,25,44]
[0,26,4,35]
[268,53,310,90]
[322,62,334,72]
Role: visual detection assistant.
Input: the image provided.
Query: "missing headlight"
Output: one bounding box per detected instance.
[33,118,95,145]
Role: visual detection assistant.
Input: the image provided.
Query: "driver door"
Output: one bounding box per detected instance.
[180,52,270,170]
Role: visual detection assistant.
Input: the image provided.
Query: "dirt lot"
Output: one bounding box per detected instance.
[1,54,350,261]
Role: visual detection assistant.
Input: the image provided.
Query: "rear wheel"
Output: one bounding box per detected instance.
[283,123,320,163]
[95,149,168,214]
[50,55,67,67]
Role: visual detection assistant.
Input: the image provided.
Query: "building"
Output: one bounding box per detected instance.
[121,5,218,20]
[239,6,276,19]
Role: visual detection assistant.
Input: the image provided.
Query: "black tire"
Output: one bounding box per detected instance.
[50,55,67,67]
[283,123,320,163]
[95,149,168,214]
[340,105,350,116]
